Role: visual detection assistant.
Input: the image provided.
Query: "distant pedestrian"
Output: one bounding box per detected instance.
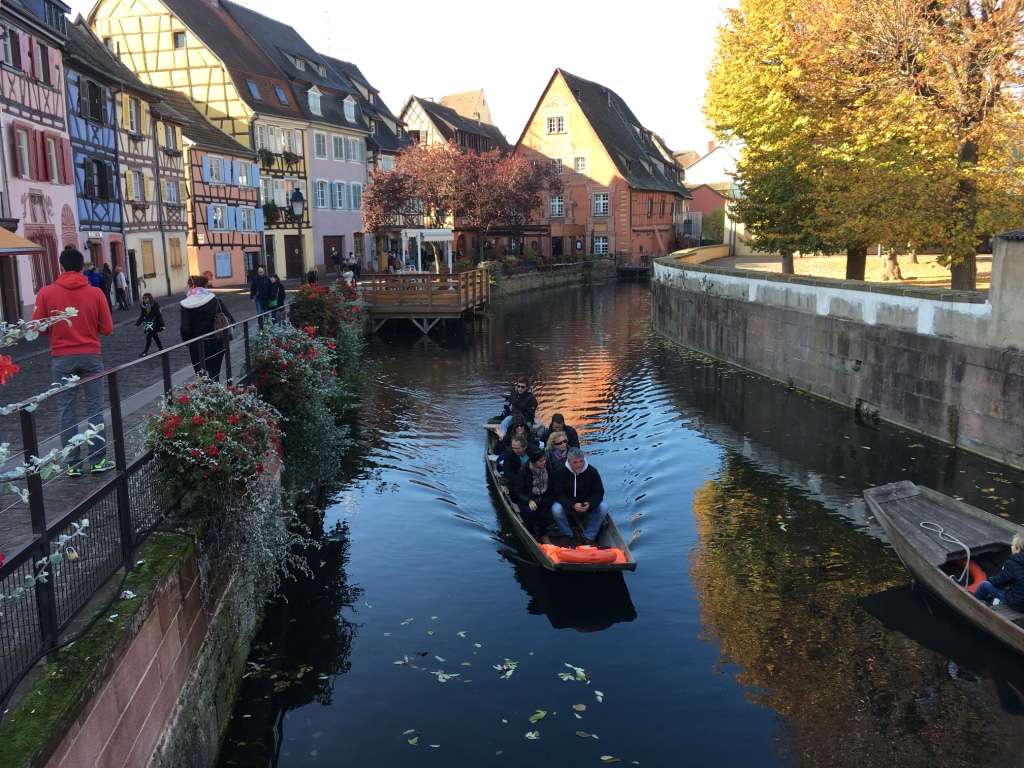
[349,252,361,281]
[136,293,165,356]
[114,266,129,310]
[268,274,286,324]
[32,247,114,475]
[250,265,271,314]
[83,262,102,289]
[100,263,114,311]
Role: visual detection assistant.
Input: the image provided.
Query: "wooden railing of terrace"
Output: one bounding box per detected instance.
[360,268,491,334]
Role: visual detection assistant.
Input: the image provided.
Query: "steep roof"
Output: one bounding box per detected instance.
[674,150,701,169]
[409,96,509,151]
[532,69,688,196]
[156,88,255,157]
[159,0,306,121]
[65,16,162,99]
[440,89,491,123]
[321,56,400,123]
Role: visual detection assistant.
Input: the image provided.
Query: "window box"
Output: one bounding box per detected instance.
[130,200,147,210]
[258,148,277,168]
[282,150,301,166]
[161,146,182,158]
[262,202,280,224]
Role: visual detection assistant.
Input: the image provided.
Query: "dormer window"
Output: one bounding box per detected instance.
[246,80,262,101]
[314,63,326,77]
[275,86,288,106]
[308,87,322,116]
[294,57,306,71]
[369,119,376,135]
[343,98,355,123]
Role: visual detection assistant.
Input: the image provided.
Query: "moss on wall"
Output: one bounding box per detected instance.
[0,531,195,768]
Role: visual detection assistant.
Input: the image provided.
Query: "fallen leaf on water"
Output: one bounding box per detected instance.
[474,642,483,648]
[595,690,605,703]
[460,662,472,667]
[430,671,460,683]
[402,729,416,735]
[528,709,547,723]
[525,731,540,740]
[427,630,434,636]
[574,713,583,719]
[401,618,414,625]
[493,659,519,679]
[431,615,439,620]
[501,719,508,724]
[407,737,419,746]
[435,656,446,662]
[430,744,440,748]
[600,757,621,764]
[576,730,592,738]
[457,631,467,637]
[573,704,587,712]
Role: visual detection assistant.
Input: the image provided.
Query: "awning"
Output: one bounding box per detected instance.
[0,228,43,255]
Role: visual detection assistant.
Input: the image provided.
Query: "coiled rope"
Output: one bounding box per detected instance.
[920,521,971,585]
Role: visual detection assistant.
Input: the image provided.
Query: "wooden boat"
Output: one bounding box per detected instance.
[864,481,1024,655]
[485,428,636,573]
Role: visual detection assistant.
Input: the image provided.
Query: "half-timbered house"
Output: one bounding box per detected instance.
[0,0,78,318]
[89,0,313,281]
[115,80,186,298]
[158,89,261,286]
[221,0,369,277]
[63,18,122,272]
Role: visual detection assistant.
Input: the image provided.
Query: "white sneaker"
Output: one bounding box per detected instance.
[992,598,1002,607]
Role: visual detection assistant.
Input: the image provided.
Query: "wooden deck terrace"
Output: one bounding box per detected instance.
[361,268,491,333]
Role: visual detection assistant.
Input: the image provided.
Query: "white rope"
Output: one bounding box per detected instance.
[920,521,971,585]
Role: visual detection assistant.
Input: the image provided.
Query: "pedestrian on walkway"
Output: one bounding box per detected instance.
[268,274,286,325]
[250,265,271,315]
[32,247,114,476]
[136,293,165,356]
[181,275,235,380]
[100,263,114,311]
[348,252,361,281]
[114,266,130,310]
[83,261,102,289]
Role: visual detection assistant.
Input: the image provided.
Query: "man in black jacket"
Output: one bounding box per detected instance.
[498,435,530,484]
[551,448,609,545]
[512,448,553,538]
[975,533,1024,610]
[250,265,271,314]
[500,378,538,425]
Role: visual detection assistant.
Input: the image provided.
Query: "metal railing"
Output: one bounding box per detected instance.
[0,303,289,704]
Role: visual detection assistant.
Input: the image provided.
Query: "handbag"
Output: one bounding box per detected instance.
[213,300,233,341]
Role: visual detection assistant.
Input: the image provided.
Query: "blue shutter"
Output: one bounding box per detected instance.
[249,162,258,187]
[201,156,210,183]
[207,204,216,229]
[255,207,264,230]
[224,159,234,185]
[226,206,237,231]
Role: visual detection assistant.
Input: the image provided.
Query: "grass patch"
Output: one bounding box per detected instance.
[0,529,196,768]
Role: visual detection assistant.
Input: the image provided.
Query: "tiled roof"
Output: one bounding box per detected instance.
[556,69,688,196]
[410,97,509,151]
[440,89,488,122]
[160,0,306,121]
[320,55,409,153]
[674,150,701,169]
[65,17,161,99]
[156,89,254,157]
[321,56,400,123]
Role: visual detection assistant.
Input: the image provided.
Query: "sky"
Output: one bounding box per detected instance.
[67,0,729,155]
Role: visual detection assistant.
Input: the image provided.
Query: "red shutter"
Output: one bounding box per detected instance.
[18,33,30,73]
[10,125,22,177]
[33,131,46,181]
[61,137,73,185]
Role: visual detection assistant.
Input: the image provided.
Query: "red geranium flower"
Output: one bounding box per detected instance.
[207,445,219,457]
[255,463,265,474]
[177,395,189,404]
[190,449,202,459]
[192,415,205,426]
[214,431,226,442]
[0,354,21,385]
[227,414,240,425]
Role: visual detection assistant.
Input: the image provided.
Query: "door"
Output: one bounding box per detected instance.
[284,235,304,280]
[88,241,103,268]
[552,236,564,258]
[0,255,22,321]
[127,249,140,303]
[323,235,344,273]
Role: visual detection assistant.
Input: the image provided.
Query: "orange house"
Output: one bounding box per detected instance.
[516,69,689,264]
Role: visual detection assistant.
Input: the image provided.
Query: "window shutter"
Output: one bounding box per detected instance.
[227,206,237,231]
[225,159,234,185]
[27,129,40,180]
[207,204,217,229]
[105,163,116,200]
[19,33,30,73]
[144,173,152,202]
[178,180,187,204]
[34,131,47,181]
[123,171,133,201]
[255,207,264,230]
[76,76,87,118]
[250,162,259,187]
[10,126,21,177]
[201,155,210,183]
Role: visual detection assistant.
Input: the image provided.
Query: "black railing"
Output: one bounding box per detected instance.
[0,304,290,705]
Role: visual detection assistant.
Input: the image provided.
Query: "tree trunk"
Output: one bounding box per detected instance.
[846,242,867,280]
[909,248,919,265]
[949,138,979,290]
[781,251,794,274]
[883,252,903,281]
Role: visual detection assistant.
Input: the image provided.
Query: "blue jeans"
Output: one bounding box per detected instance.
[254,298,268,315]
[974,581,1006,603]
[551,500,609,541]
[53,355,107,469]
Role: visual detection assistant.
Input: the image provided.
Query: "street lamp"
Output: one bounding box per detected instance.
[287,188,306,222]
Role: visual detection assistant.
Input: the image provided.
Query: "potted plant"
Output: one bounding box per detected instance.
[282,150,301,166]
[262,202,279,224]
[257,148,276,167]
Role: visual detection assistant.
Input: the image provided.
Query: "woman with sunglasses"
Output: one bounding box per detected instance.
[545,430,571,476]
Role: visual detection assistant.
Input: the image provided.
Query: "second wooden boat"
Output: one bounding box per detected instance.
[864,481,1024,655]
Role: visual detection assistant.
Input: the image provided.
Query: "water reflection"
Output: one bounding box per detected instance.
[509,564,637,632]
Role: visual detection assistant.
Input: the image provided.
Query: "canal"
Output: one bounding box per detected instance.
[219,282,1024,767]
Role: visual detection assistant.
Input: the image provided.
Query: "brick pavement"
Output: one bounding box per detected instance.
[0,283,299,556]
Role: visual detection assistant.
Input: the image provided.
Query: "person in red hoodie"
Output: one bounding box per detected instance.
[33,247,114,475]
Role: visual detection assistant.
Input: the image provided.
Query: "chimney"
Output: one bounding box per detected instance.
[707,140,716,154]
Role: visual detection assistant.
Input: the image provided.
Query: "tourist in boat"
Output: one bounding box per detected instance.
[513,448,554,539]
[540,413,580,448]
[551,448,609,545]
[500,378,538,426]
[974,533,1024,610]
[498,414,541,453]
[498,435,530,483]
[545,430,570,474]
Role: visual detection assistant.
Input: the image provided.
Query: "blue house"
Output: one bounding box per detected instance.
[63,18,123,269]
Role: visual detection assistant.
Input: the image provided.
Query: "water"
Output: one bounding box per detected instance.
[219,283,1024,767]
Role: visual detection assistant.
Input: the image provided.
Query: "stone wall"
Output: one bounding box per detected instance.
[651,234,1024,470]
[493,259,616,296]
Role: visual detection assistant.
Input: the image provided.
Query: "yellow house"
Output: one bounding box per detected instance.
[89,0,314,279]
[516,69,689,263]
